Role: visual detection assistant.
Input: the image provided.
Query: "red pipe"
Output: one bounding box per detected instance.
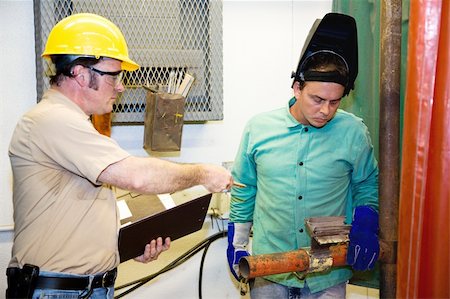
[397,0,448,298]
[418,0,450,297]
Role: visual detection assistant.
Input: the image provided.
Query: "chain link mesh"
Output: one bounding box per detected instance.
[34,0,223,123]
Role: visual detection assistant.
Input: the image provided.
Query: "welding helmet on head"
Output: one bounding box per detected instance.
[291,13,358,96]
[42,13,139,71]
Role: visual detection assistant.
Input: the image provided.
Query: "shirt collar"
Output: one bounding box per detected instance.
[45,88,91,121]
[285,97,306,129]
[285,97,341,130]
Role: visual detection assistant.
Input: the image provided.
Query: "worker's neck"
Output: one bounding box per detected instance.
[52,82,92,117]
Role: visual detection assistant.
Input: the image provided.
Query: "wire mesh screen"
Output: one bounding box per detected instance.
[34,0,223,123]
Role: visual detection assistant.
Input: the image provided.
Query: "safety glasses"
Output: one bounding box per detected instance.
[86,66,123,87]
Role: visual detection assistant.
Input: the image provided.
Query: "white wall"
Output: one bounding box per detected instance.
[0,0,37,294]
[0,0,37,228]
[0,1,352,298]
[112,0,332,165]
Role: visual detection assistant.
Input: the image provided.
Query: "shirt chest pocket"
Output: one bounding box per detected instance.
[255,150,298,182]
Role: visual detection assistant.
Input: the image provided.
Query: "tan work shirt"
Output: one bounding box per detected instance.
[8,89,130,274]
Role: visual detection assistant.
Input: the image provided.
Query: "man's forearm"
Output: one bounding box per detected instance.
[99,156,232,194]
[99,156,205,194]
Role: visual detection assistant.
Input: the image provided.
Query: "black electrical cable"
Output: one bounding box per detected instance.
[114,240,209,298]
[114,232,225,298]
[198,231,227,299]
[198,240,211,299]
[114,230,228,299]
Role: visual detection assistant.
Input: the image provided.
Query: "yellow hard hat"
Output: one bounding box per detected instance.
[42,13,139,71]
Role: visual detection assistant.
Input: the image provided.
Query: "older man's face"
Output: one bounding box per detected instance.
[83,58,125,115]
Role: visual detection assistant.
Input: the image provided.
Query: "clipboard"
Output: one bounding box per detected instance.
[118,193,212,263]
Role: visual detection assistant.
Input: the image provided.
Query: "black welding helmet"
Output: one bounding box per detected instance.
[291,13,358,96]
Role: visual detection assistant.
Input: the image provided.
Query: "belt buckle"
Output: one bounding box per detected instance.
[101,269,117,287]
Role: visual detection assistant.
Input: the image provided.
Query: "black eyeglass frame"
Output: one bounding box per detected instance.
[86,66,122,77]
[85,66,123,86]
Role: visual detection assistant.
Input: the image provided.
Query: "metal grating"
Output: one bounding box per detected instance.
[33,0,223,123]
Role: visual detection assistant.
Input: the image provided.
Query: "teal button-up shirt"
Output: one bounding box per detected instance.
[230,98,379,293]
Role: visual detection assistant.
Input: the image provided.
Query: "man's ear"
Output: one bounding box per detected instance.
[71,65,88,87]
[293,81,302,95]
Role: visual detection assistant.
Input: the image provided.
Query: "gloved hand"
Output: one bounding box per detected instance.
[227,222,252,280]
[346,205,380,271]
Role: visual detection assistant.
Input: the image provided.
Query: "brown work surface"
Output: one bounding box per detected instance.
[119,193,165,225]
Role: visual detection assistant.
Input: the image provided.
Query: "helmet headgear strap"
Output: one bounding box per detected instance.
[296,49,350,87]
[52,55,100,76]
[299,70,348,86]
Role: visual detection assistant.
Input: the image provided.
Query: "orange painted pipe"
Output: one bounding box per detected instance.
[91,113,112,137]
[418,0,450,297]
[397,0,446,298]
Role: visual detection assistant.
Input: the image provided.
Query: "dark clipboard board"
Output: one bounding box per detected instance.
[118,193,212,263]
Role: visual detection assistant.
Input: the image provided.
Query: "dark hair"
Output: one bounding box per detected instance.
[297,51,349,90]
[49,55,101,85]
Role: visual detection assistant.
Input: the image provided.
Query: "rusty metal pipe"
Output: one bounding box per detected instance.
[379,0,402,298]
[239,243,350,279]
[239,242,390,279]
[239,247,311,279]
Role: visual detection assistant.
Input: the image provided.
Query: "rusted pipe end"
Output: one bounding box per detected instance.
[238,250,311,279]
[239,257,251,278]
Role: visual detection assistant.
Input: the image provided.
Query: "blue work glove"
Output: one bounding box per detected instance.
[227,222,252,280]
[346,206,380,271]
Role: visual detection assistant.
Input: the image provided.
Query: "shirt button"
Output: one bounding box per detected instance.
[299,162,304,166]
[304,128,309,132]
[298,195,303,200]
[299,229,304,233]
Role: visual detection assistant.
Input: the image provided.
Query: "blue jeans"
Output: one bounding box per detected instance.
[250,277,347,299]
[31,271,114,299]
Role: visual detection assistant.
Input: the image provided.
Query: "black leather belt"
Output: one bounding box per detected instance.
[35,268,117,290]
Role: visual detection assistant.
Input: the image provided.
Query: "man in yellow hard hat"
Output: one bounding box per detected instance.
[6,13,233,299]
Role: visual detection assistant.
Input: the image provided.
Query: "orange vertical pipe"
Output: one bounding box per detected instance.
[397,0,445,298]
[91,113,112,137]
[418,0,450,297]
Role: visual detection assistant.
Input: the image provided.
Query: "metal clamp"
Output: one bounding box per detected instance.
[239,277,249,296]
[293,248,333,281]
[308,249,333,273]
